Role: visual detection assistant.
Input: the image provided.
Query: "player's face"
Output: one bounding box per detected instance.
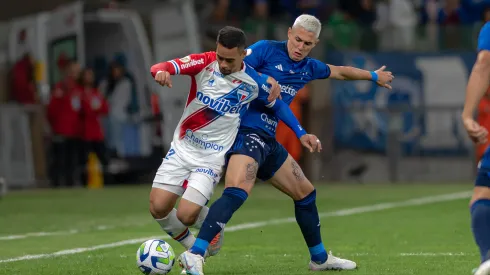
[287,27,318,61]
[216,43,246,75]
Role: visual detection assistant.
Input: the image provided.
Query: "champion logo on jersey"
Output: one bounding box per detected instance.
[275,64,283,71]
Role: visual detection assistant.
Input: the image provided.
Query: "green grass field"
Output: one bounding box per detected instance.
[0,183,480,275]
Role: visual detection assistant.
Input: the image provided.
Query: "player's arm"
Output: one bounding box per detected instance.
[258,81,321,152]
[313,59,394,89]
[462,23,490,144]
[150,52,215,88]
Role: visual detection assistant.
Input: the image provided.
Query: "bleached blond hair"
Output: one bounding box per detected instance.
[292,14,321,38]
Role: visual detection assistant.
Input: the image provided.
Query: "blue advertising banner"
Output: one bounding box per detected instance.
[327,51,476,156]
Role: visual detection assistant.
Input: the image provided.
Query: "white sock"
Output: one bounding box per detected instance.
[192,206,209,229]
[156,208,196,250]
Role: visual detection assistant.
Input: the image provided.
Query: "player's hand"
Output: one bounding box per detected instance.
[266,76,282,101]
[374,65,394,90]
[300,134,322,153]
[463,116,488,144]
[155,71,172,88]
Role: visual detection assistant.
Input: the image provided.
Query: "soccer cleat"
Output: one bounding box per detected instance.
[180,268,187,274]
[208,228,224,256]
[475,259,490,275]
[179,251,205,275]
[309,251,357,271]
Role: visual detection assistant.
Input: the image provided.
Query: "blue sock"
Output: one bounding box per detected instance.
[295,190,327,264]
[471,199,490,263]
[190,187,248,256]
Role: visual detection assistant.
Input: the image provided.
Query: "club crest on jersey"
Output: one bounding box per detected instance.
[237,90,250,102]
[208,79,215,86]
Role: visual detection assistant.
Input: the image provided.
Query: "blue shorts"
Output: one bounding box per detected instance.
[226,129,288,181]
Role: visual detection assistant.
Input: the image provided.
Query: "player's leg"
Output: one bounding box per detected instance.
[180,133,266,274]
[188,154,257,256]
[471,166,490,275]
[267,148,356,270]
[180,154,258,275]
[180,169,223,256]
[149,149,196,250]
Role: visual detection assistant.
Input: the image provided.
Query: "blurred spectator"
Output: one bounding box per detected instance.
[483,5,490,22]
[47,60,82,187]
[99,57,133,157]
[339,0,378,50]
[390,0,418,50]
[438,0,462,25]
[10,53,37,104]
[326,9,359,50]
[78,68,110,186]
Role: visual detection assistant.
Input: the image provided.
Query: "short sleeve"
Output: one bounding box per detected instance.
[311,59,331,79]
[244,40,271,69]
[478,22,490,52]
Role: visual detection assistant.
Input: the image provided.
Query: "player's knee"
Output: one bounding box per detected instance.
[149,195,174,219]
[149,200,172,219]
[470,186,490,206]
[294,179,315,201]
[176,209,199,226]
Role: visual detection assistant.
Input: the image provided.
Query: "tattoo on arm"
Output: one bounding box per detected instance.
[291,159,305,181]
[245,161,258,181]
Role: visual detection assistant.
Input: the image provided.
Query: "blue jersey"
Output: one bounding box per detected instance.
[479,22,490,52]
[240,40,331,137]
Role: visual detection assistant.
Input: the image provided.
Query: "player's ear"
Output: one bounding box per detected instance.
[287,27,292,37]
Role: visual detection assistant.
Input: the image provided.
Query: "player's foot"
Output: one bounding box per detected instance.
[309,251,357,271]
[208,228,224,256]
[474,259,490,275]
[180,268,187,274]
[179,251,205,275]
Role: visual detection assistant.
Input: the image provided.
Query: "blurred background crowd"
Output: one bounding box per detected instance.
[0,0,488,191]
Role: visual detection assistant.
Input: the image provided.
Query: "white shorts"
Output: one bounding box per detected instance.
[152,147,222,200]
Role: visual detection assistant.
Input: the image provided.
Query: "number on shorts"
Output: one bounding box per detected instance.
[164,148,176,160]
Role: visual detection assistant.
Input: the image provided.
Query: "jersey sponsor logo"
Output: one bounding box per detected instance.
[194,167,219,178]
[261,84,270,94]
[180,58,204,70]
[184,129,224,152]
[213,70,224,78]
[280,84,297,96]
[179,55,191,63]
[260,113,278,128]
[196,91,245,114]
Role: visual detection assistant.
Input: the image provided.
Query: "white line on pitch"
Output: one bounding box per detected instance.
[0,190,471,264]
[0,222,152,241]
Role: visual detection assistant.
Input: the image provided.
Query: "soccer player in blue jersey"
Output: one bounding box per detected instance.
[179,15,394,274]
[462,22,490,275]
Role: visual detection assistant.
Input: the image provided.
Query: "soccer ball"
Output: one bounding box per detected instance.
[136,239,175,274]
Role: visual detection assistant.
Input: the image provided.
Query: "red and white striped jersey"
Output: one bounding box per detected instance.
[151,51,275,166]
